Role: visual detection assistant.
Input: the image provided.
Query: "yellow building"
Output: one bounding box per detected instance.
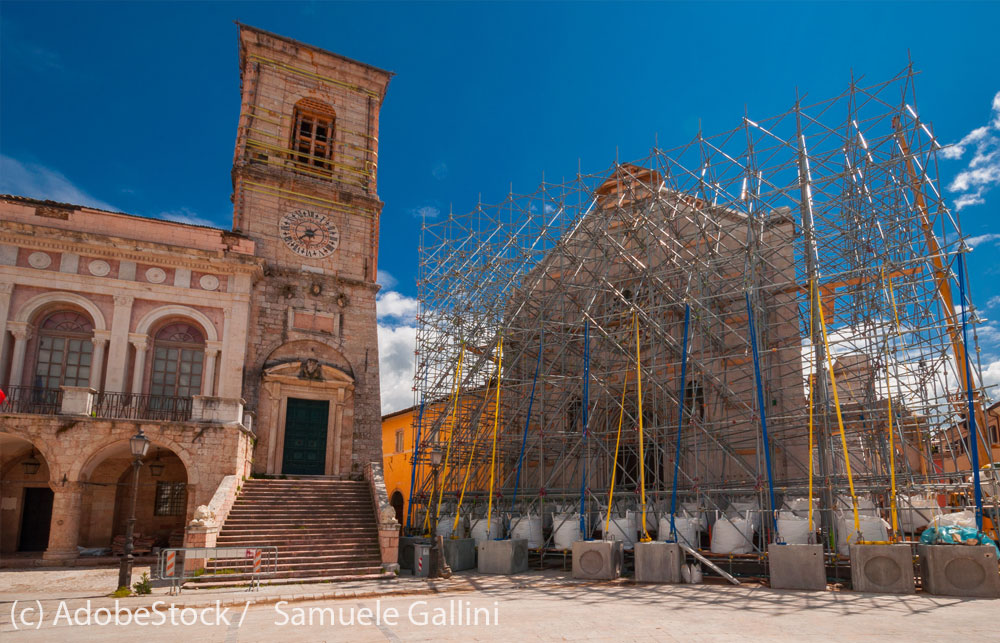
[381,405,418,526]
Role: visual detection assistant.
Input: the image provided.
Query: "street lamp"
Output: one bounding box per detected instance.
[118,429,150,591]
[148,450,164,477]
[22,449,41,476]
[427,448,442,537]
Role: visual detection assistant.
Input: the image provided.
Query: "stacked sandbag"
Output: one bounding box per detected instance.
[776,510,812,544]
[553,513,584,549]
[510,514,544,548]
[836,512,889,555]
[658,514,700,548]
[711,515,755,554]
[897,494,938,533]
[470,516,503,544]
[602,512,638,549]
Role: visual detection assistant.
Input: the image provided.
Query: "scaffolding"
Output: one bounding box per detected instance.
[407,65,999,557]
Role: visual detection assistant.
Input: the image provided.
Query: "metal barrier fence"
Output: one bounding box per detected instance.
[156,546,278,593]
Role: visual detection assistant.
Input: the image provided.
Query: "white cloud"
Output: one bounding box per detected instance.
[0,154,118,211]
[376,269,398,289]
[157,207,222,228]
[432,162,449,180]
[376,290,419,325]
[410,205,441,219]
[983,359,1000,399]
[943,91,1000,211]
[987,296,1000,310]
[966,233,1000,249]
[378,320,417,414]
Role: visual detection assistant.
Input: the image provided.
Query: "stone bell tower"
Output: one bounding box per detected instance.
[230,23,393,477]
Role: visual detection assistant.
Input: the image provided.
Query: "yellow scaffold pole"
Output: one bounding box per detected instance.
[432,344,464,536]
[808,278,817,533]
[485,336,504,539]
[635,311,651,542]
[814,285,861,538]
[453,375,493,537]
[881,268,901,540]
[605,316,634,537]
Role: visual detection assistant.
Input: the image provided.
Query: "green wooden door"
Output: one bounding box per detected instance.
[282,398,329,475]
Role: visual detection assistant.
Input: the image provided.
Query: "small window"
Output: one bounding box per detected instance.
[154,481,186,516]
[395,429,404,454]
[291,99,336,173]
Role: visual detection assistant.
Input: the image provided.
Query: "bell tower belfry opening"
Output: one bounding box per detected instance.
[231,24,393,477]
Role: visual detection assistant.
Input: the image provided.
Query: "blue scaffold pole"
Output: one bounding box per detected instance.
[746,291,779,542]
[405,394,425,532]
[512,332,542,515]
[668,303,691,541]
[579,320,591,539]
[957,253,984,532]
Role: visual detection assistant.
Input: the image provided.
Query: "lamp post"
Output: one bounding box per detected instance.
[428,447,442,536]
[117,429,150,591]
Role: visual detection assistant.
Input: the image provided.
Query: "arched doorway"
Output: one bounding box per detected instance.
[78,442,189,551]
[0,435,53,554]
[390,490,404,524]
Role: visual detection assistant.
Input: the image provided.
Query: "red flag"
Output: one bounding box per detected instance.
[0,388,5,405]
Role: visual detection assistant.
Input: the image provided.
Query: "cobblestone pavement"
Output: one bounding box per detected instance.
[2,567,996,641]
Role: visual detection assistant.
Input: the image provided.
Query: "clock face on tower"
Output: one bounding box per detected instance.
[279,209,340,258]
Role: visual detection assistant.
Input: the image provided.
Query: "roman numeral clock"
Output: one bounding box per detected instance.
[279,209,340,258]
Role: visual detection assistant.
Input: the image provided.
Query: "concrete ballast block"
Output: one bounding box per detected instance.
[634,541,682,583]
[399,536,431,573]
[443,537,477,571]
[849,544,915,594]
[478,538,529,575]
[768,543,826,591]
[572,540,623,580]
[919,544,1000,598]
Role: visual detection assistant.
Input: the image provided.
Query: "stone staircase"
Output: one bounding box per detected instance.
[190,478,388,585]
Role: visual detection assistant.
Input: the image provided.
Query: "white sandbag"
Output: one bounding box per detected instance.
[658,515,700,548]
[897,495,938,533]
[729,499,761,531]
[510,515,544,548]
[553,513,584,549]
[681,502,710,530]
[711,516,755,554]
[470,516,502,544]
[776,514,812,544]
[836,496,878,516]
[836,513,889,554]
[929,510,976,530]
[783,497,818,519]
[437,515,468,538]
[681,563,703,583]
[603,512,638,549]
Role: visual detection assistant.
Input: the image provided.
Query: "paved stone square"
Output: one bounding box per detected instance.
[1,567,996,641]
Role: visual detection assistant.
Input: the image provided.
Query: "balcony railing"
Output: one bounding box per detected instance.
[93,392,193,422]
[0,386,62,414]
[1,387,193,422]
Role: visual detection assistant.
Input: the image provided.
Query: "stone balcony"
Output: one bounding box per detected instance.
[0,385,250,426]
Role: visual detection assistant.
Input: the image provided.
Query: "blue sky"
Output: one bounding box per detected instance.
[2,1,999,412]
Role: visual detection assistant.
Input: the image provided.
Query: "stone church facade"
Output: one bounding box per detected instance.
[0,24,393,561]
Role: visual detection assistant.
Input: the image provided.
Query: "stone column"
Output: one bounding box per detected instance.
[105,295,134,392]
[7,321,32,388]
[43,482,84,561]
[0,282,12,387]
[202,341,222,397]
[129,334,149,395]
[89,330,110,391]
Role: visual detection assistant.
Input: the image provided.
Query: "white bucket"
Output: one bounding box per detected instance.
[836,513,889,555]
[711,516,755,554]
[510,515,544,549]
[553,513,584,549]
[470,516,501,544]
[658,515,699,548]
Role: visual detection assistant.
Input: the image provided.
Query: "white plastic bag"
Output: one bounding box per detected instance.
[681,563,703,583]
[711,515,755,554]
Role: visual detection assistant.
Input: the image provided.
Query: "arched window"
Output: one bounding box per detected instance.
[291,98,335,173]
[150,322,205,399]
[34,311,94,389]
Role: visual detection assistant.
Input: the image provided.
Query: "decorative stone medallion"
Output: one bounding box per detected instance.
[88,259,111,277]
[199,274,220,291]
[145,267,167,284]
[28,252,52,269]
